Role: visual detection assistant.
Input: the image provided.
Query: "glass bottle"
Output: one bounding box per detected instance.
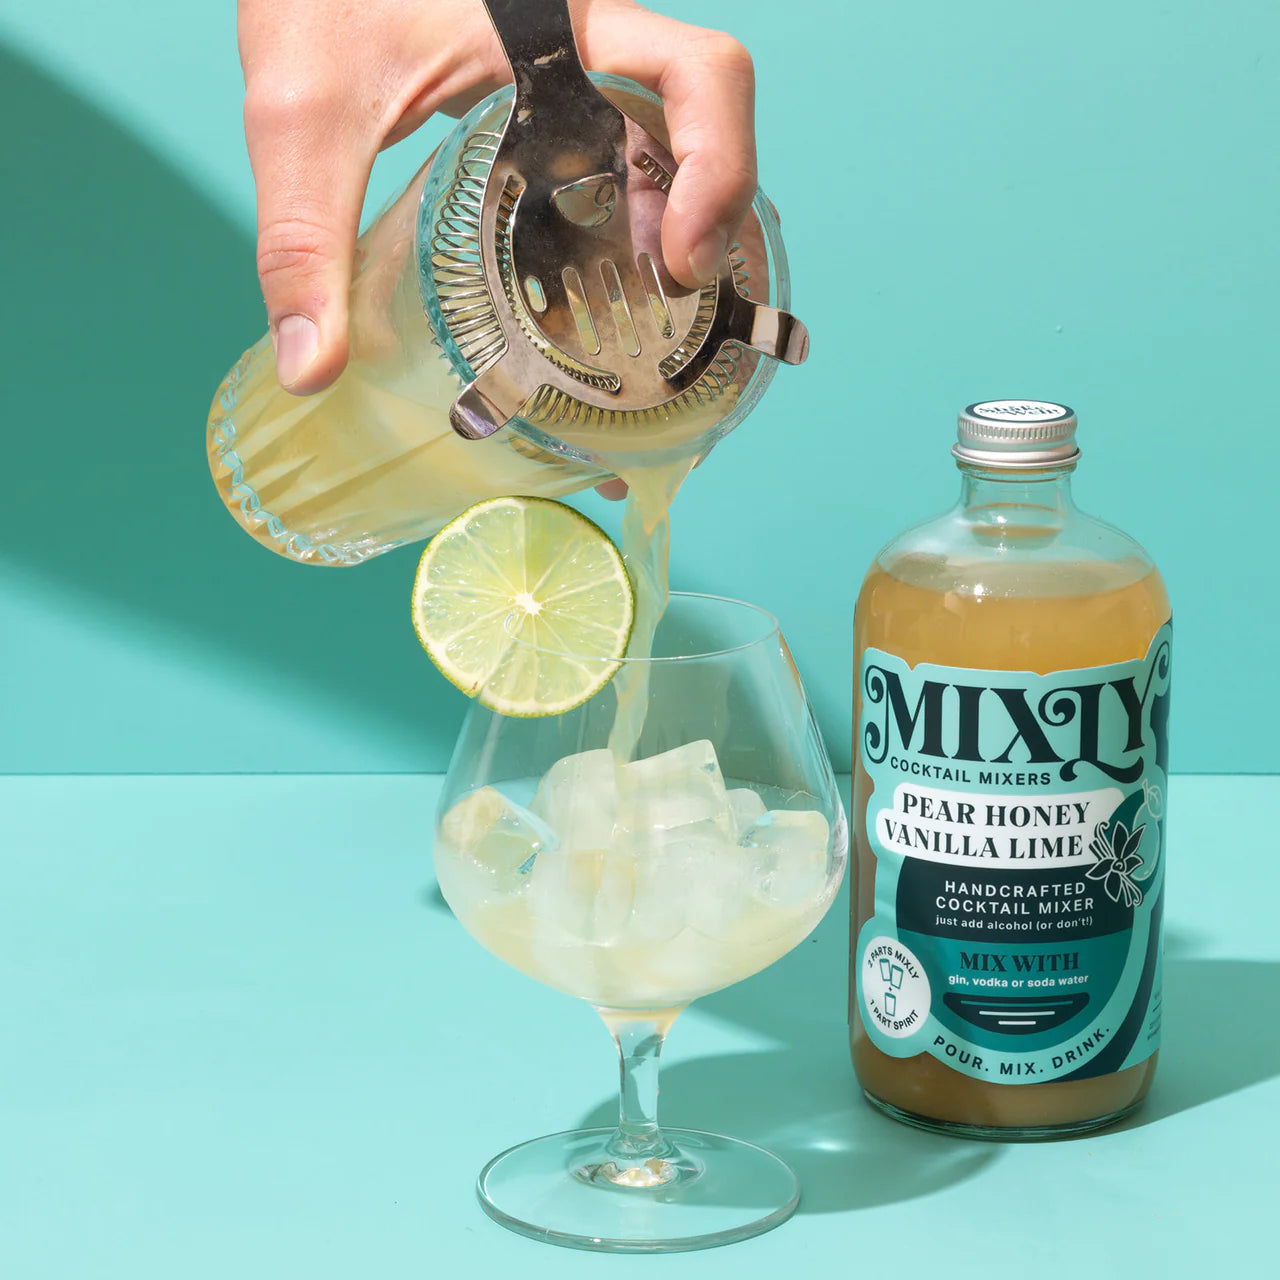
[850,401,1171,1138]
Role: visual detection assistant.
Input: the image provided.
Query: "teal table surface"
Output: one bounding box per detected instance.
[2,775,1276,1278]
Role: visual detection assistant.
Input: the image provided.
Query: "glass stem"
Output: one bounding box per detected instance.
[599,1007,683,1163]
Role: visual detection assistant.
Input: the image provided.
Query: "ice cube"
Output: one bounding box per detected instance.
[532,749,619,852]
[631,824,753,941]
[727,787,768,837]
[682,848,756,939]
[739,810,832,909]
[630,928,724,1006]
[525,847,636,945]
[526,915,604,1001]
[436,786,554,905]
[619,859,688,946]
[620,822,727,944]
[617,740,733,840]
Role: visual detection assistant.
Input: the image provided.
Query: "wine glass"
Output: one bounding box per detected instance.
[433,592,847,1252]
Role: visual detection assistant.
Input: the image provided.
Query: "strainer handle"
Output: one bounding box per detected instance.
[481,0,623,151]
[482,0,593,97]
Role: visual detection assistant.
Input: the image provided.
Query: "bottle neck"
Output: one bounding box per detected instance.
[955,462,1078,526]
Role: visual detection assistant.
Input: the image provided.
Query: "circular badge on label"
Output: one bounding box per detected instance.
[861,936,931,1039]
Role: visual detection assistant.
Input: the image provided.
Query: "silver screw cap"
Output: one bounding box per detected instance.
[953,400,1079,469]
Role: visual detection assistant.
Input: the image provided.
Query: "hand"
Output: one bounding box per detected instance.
[238,0,758,402]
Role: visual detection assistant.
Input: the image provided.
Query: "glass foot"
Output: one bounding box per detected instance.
[476,1126,800,1253]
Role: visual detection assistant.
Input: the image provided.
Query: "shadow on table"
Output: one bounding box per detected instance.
[579,1045,1000,1215]
[633,956,1280,1208]
[1117,952,1280,1128]
[567,913,1280,1207]
[666,922,1280,1158]
[421,884,451,913]
[681,925,1280,1161]
[576,901,1002,1214]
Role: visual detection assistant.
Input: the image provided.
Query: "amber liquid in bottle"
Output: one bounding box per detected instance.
[850,402,1170,1138]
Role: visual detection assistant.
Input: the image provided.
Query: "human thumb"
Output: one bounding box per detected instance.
[244,89,374,394]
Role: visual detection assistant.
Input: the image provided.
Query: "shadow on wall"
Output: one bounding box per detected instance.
[0,45,465,768]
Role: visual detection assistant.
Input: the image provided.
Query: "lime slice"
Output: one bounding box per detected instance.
[412,496,634,716]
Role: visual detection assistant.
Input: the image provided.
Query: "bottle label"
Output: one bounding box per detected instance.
[854,625,1171,1083]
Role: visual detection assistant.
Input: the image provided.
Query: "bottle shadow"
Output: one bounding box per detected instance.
[569,916,1280,1207]
[0,44,463,768]
[1116,953,1280,1129]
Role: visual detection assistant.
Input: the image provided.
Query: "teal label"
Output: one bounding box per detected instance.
[855,625,1171,1083]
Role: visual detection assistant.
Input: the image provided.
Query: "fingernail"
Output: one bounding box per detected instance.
[273,314,319,388]
[687,227,729,286]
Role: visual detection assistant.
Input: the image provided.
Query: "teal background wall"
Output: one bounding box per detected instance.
[2,0,1276,775]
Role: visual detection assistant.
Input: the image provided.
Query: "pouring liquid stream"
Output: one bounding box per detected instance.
[603,456,696,762]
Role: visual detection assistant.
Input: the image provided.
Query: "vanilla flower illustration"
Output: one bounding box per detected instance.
[1140,777,1164,820]
[1085,818,1148,908]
